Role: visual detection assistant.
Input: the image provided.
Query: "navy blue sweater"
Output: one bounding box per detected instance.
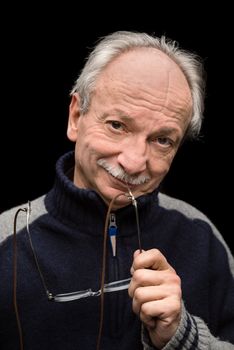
[1,151,234,349]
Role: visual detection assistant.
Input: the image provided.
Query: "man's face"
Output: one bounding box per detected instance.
[67,48,192,208]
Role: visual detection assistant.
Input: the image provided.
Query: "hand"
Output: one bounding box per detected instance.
[128,249,182,349]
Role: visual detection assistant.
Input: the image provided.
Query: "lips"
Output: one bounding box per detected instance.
[107,171,137,191]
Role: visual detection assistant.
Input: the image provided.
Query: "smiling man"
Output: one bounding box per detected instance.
[1,31,234,350]
[68,48,192,209]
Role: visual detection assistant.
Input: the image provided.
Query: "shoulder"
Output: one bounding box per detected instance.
[158,192,210,222]
[158,191,221,233]
[0,195,47,244]
[158,192,234,276]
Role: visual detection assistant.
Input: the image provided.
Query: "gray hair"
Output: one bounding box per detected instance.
[71,31,206,139]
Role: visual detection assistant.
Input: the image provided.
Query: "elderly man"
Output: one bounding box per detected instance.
[1,31,234,350]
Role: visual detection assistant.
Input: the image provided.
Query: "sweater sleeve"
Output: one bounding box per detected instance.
[141,302,234,350]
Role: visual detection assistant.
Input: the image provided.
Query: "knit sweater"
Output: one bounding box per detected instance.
[0,151,234,349]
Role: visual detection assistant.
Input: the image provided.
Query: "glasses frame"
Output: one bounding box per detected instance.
[14,189,141,303]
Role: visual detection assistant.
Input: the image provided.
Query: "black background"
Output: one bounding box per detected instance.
[0,6,233,252]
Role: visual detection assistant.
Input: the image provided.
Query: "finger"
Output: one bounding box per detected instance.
[132,248,173,271]
[131,282,181,314]
[133,249,142,258]
[130,250,144,275]
[128,269,165,297]
[128,268,180,297]
[132,285,164,314]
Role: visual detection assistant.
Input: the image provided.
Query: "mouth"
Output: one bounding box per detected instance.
[107,171,137,191]
[97,158,150,188]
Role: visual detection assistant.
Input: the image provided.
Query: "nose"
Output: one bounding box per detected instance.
[117,139,148,175]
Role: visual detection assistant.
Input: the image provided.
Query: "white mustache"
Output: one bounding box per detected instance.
[97,159,151,185]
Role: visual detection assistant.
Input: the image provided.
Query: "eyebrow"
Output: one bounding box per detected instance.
[101,110,183,141]
[100,109,133,122]
[153,127,183,144]
[155,127,179,135]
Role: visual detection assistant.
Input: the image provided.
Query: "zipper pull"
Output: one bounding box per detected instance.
[109,213,117,257]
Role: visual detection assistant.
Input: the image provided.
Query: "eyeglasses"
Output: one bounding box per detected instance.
[13,188,142,303]
[52,277,132,302]
[13,189,142,350]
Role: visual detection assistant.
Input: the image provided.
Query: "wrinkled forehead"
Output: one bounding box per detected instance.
[96,47,191,97]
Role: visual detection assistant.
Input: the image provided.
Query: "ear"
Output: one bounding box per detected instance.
[67,93,82,142]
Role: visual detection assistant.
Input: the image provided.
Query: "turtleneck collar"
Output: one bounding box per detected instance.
[45,151,160,236]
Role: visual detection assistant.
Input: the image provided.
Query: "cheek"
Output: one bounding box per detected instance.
[145,162,170,191]
[75,128,97,155]
[84,136,121,158]
[75,135,108,169]
[150,155,173,175]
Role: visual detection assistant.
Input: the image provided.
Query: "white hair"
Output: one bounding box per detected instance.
[97,159,151,185]
[71,31,206,139]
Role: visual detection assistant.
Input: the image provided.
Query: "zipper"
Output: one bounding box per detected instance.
[108,213,117,257]
[107,212,123,337]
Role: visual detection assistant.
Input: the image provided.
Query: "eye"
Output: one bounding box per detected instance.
[156,137,172,147]
[110,121,124,130]
[150,136,173,148]
[107,120,125,131]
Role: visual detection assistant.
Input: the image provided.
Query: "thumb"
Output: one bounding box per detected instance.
[130,249,144,274]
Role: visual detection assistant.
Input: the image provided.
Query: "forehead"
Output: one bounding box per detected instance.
[93,48,192,124]
[97,47,191,96]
